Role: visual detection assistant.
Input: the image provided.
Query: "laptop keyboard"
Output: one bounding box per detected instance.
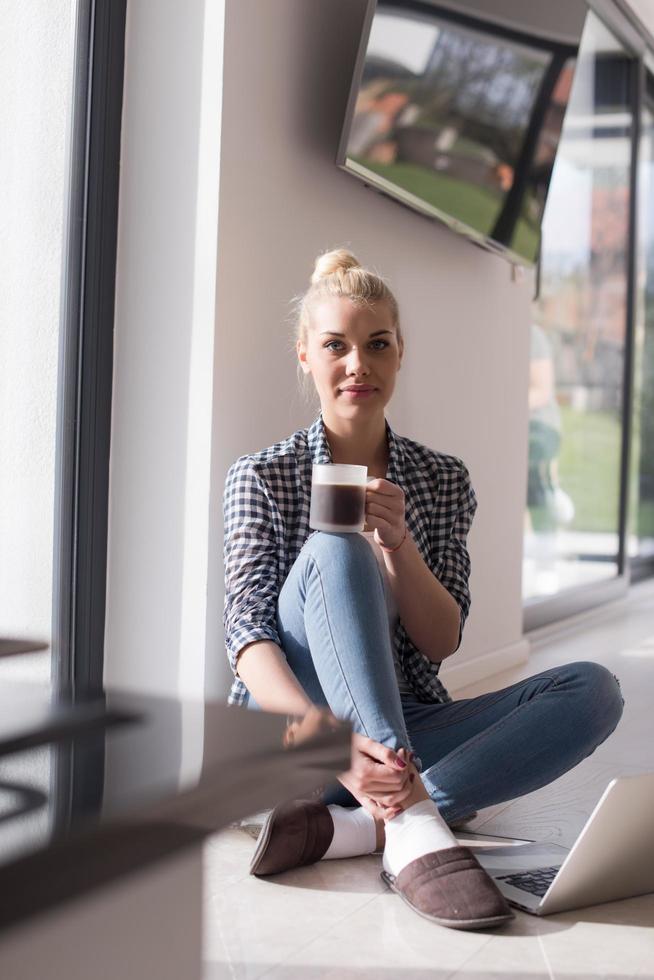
[496,866,559,898]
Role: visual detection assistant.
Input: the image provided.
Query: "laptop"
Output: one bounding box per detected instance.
[458,773,654,915]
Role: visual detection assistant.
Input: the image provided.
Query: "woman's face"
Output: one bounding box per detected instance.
[297,296,403,420]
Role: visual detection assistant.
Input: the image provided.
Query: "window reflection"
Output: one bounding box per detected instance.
[631,97,654,566]
[524,12,632,600]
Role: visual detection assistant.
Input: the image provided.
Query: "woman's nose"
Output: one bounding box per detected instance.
[345,347,369,375]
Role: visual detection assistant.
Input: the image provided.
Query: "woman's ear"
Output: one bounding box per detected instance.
[297,338,311,376]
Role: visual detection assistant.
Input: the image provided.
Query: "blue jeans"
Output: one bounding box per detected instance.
[251,532,624,823]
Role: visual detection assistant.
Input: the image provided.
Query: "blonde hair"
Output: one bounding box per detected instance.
[293,248,402,402]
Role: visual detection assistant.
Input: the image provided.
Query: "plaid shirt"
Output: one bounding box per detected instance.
[223,414,477,706]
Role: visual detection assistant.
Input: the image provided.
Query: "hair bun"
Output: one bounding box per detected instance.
[311,248,361,285]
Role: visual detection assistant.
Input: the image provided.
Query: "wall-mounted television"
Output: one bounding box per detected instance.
[337,0,589,265]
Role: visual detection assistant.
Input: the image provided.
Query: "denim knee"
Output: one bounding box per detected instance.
[573,660,624,743]
[302,530,378,577]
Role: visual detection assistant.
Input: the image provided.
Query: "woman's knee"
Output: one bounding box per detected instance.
[572,660,624,739]
[302,530,377,577]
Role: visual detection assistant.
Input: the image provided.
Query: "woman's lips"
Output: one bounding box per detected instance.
[340,387,376,399]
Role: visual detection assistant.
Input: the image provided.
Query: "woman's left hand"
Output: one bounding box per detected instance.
[365,478,406,551]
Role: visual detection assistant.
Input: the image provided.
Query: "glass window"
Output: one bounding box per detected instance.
[630,94,654,569]
[524,12,633,602]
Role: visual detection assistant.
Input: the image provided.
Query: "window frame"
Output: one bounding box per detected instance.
[51,0,128,702]
[629,68,654,584]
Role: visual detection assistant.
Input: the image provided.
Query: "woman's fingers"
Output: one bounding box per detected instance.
[363,764,409,788]
[365,499,398,519]
[349,738,416,803]
[366,479,404,502]
[360,796,387,820]
[358,736,407,771]
[282,720,300,748]
[374,784,414,808]
[363,772,408,793]
[364,797,402,821]
[285,706,342,748]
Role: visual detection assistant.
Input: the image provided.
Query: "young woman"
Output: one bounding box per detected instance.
[223,249,623,930]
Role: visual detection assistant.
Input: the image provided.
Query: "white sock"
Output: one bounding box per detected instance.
[322,805,377,860]
[382,799,458,877]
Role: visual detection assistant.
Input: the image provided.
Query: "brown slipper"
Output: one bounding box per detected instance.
[381,845,514,930]
[249,799,334,877]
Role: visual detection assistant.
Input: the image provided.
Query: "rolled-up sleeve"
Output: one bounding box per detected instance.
[433,462,477,651]
[223,458,282,675]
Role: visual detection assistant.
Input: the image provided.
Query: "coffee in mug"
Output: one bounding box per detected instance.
[309,463,368,532]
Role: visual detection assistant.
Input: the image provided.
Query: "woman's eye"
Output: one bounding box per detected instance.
[323,340,389,352]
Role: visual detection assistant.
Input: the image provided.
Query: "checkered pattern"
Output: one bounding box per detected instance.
[223,413,477,706]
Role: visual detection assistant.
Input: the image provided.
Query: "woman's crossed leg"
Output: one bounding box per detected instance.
[403,660,624,824]
[275,531,624,819]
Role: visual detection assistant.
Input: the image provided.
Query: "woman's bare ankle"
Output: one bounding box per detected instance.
[408,772,430,804]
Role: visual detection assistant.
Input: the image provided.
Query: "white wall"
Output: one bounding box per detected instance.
[0,0,73,671]
[105,0,225,698]
[207,0,533,696]
[106,0,533,701]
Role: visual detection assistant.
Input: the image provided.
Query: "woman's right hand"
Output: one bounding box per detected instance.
[338,735,413,820]
[282,704,342,748]
[285,708,414,820]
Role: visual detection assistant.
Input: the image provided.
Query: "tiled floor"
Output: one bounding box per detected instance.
[202,581,654,979]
